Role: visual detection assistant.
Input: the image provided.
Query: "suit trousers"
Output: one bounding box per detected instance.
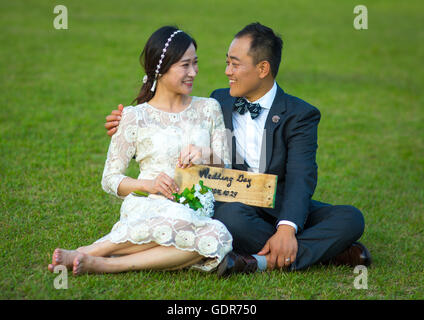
[213,200,365,271]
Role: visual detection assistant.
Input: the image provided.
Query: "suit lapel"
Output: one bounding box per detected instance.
[221,95,236,131]
[259,84,287,173]
[220,95,237,166]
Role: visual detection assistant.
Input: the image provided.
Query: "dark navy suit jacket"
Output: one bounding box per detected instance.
[210,84,323,232]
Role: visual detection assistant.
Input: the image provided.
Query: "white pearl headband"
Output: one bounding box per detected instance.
[149,29,183,92]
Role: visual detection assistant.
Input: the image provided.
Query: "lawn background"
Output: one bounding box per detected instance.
[0,0,423,299]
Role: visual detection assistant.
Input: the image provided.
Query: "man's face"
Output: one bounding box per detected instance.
[225,36,262,100]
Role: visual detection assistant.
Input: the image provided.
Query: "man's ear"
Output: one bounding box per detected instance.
[257,61,271,79]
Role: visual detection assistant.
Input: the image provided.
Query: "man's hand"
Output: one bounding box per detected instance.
[257,224,298,270]
[105,104,123,136]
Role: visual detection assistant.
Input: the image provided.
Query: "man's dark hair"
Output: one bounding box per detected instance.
[235,22,283,78]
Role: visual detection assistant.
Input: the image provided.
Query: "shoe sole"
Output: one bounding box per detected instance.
[216,255,230,278]
[356,241,372,267]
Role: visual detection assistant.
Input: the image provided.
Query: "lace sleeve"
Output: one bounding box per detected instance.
[101,107,138,199]
[208,98,231,168]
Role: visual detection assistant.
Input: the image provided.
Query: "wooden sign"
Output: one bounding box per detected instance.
[174,165,278,208]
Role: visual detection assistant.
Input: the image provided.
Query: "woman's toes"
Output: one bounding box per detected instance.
[53,248,64,265]
[52,248,78,269]
[48,264,54,272]
[52,248,60,264]
[73,254,85,276]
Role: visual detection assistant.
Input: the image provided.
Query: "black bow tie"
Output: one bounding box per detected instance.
[233,97,262,120]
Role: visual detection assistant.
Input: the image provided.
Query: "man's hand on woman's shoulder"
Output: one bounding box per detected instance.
[105,104,123,136]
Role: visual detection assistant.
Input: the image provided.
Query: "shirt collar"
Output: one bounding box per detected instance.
[245,81,277,110]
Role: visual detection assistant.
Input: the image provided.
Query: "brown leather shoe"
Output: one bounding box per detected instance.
[217,251,258,277]
[325,242,372,267]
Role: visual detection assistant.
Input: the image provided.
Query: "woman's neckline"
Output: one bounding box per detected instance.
[144,96,196,114]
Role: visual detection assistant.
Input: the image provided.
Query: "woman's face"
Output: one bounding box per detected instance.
[159,43,198,95]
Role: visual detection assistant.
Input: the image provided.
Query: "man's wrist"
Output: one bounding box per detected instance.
[277,220,298,234]
[277,224,296,235]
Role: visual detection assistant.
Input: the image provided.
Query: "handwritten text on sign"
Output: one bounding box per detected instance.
[174,165,278,208]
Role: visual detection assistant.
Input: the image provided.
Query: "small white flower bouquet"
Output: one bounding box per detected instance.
[173,180,215,218]
[131,180,215,218]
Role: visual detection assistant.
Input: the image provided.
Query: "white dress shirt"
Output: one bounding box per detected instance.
[233,82,298,233]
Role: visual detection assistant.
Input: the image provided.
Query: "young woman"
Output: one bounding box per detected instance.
[48,26,232,275]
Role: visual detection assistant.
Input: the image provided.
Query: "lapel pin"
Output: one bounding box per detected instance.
[272,115,280,123]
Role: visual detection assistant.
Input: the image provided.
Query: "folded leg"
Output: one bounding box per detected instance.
[291,204,365,270]
[213,201,365,271]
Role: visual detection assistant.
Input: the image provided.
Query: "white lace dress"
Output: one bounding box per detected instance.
[96,96,233,271]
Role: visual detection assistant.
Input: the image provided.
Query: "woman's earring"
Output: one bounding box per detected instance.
[150,79,157,92]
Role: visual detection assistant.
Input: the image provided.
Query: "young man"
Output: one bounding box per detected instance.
[104,23,371,276]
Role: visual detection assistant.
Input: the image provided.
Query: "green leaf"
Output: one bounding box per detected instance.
[194,200,203,210]
[132,190,149,197]
[181,188,190,197]
[186,193,194,201]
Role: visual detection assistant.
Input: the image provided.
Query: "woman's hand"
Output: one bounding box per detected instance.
[144,173,179,200]
[178,144,210,168]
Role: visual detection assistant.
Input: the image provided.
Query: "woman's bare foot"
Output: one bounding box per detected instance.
[51,248,80,270]
[73,253,106,275]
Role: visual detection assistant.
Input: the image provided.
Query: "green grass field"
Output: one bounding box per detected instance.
[1,0,423,299]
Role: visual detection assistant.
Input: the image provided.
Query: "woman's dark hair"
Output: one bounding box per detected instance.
[132,26,197,105]
[235,22,283,78]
